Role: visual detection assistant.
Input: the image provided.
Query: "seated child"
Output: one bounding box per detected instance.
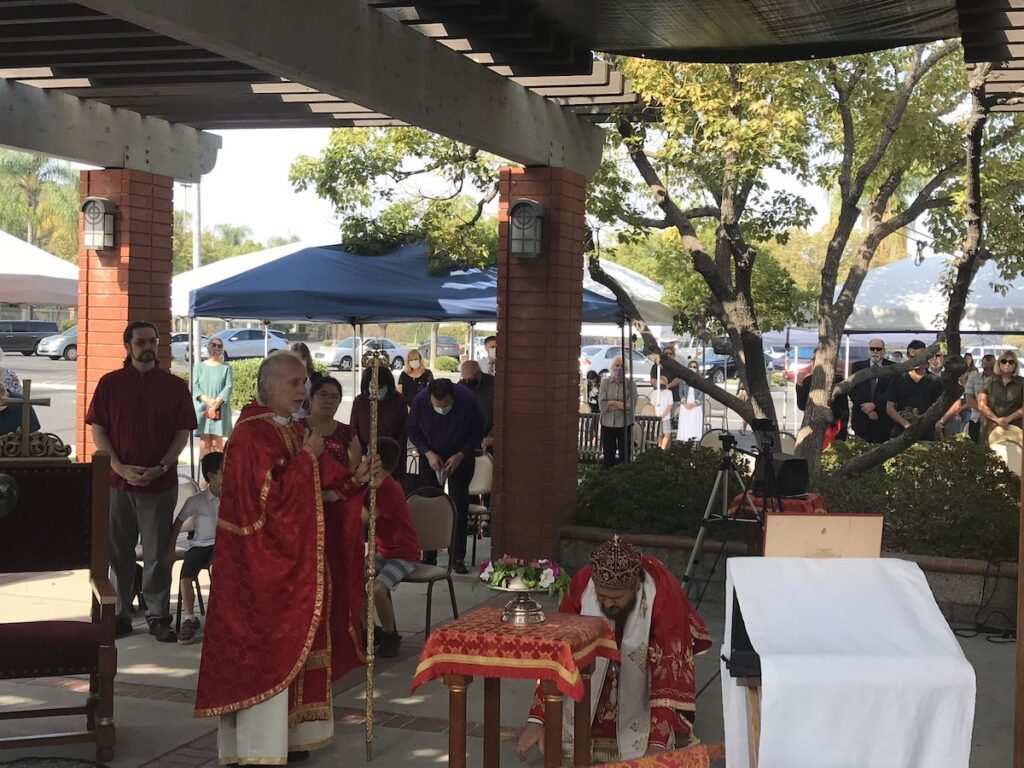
[163,451,223,645]
[362,436,421,658]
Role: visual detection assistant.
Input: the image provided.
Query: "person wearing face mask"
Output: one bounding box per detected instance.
[406,378,485,573]
[351,366,408,482]
[0,381,41,436]
[397,348,434,411]
[459,359,494,451]
[598,356,638,469]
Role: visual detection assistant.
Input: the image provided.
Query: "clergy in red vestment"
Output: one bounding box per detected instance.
[194,352,377,766]
[517,536,712,764]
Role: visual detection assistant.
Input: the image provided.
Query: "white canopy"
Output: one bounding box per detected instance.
[0,229,78,306]
[847,255,1024,333]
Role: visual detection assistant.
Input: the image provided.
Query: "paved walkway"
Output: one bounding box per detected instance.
[0,553,1014,766]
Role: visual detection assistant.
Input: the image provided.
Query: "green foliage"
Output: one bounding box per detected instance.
[434,356,460,372]
[605,231,815,332]
[290,127,502,271]
[575,442,744,536]
[815,437,1020,560]
[0,149,79,261]
[172,210,300,275]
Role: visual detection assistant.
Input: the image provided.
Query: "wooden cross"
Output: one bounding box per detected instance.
[1,379,50,458]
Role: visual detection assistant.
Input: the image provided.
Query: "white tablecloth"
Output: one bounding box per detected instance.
[721,558,976,768]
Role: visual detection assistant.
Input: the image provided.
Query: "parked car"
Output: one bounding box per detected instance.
[363,337,414,370]
[0,320,59,355]
[315,337,363,371]
[772,345,871,383]
[37,325,78,361]
[169,332,209,362]
[205,328,289,360]
[579,345,655,383]
[418,335,461,360]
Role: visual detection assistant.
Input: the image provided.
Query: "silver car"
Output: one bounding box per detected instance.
[206,328,289,360]
[579,345,655,382]
[170,332,208,361]
[314,337,363,371]
[38,326,78,361]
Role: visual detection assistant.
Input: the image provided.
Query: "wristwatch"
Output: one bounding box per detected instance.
[158,463,169,474]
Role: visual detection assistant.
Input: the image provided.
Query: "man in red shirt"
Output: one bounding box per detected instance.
[362,436,421,657]
[86,321,196,642]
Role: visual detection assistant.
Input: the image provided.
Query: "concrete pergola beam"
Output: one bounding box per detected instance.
[0,79,221,183]
[77,0,606,178]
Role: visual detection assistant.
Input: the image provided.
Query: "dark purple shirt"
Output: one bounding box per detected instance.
[85,365,196,494]
[406,384,484,460]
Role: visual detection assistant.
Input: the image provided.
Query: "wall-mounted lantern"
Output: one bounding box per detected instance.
[509,199,545,259]
[81,197,118,250]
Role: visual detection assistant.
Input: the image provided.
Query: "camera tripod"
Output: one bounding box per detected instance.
[682,432,764,607]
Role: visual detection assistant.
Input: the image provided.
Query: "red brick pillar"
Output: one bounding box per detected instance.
[76,169,174,459]
[492,166,586,561]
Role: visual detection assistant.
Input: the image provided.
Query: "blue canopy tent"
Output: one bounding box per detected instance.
[188,242,630,323]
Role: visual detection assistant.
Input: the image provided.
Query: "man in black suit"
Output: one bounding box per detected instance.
[849,338,894,443]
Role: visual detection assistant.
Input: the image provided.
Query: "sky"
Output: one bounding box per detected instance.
[172,128,340,245]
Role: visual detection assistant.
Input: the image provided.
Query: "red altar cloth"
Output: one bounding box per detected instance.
[412,606,618,702]
[603,743,723,767]
[727,491,827,518]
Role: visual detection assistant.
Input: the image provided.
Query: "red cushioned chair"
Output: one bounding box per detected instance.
[0,453,117,762]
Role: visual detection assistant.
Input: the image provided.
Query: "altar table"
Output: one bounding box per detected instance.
[412,606,619,768]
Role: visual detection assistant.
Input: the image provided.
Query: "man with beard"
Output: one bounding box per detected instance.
[86,321,196,642]
[516,537,711,764]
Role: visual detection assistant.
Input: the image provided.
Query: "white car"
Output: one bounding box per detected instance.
[170,332,208,361]
[314,337,410,371]
[314,338,363,371]
[579,345,655,383]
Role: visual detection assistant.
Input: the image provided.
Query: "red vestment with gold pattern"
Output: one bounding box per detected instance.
[529,556,712,753]
[195,403,365,724]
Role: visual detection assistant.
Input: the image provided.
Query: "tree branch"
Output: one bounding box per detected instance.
[832,340,944,395]
[587,254,752,417]
[460,182,499,228]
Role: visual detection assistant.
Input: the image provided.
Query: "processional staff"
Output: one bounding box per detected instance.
[362,348,390,761]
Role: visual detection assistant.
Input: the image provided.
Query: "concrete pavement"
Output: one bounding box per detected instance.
[0,545,1014,767]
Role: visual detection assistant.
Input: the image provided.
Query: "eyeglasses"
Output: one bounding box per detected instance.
[869,347,884,352]
[209,343,223,348]
[999,359,1016,366]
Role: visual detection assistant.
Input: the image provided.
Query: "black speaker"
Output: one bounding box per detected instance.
[753,452,809,497]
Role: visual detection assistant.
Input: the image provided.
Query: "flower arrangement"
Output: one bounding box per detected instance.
[479,555,571,600]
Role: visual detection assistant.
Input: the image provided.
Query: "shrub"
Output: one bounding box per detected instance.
[222,358,330,411]
[575,442,747,537]
[434,355,460,372]
[815,436,1020,561]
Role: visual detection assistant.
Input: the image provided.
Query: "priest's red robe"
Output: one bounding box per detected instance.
[529,556,712,751]
[195,403,365,723]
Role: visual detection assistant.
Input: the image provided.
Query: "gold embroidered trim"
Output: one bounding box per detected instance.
[288,705,333,727]
[649,698,696,712]
[305,650,330,670]
[219,757,287,766]
[196,443,326,719]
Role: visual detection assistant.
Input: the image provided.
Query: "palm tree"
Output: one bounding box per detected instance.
[0,149,76,247]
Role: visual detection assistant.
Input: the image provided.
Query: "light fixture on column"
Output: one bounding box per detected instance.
[508,199,545,259]
[81,197,118,251]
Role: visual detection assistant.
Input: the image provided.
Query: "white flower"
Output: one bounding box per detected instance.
[480,562,494,582]
[538,568,555,589]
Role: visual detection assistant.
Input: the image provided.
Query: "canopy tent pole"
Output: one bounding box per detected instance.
[843,334,851,379]
[263,321,269,358]
[792,346,799,433]
[188,183,202,482]
[358,323,365,382]
[466,322,475,363]
[351,323,358,396]
[781,328,790,435]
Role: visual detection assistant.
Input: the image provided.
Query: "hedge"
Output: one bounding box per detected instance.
[434,355,460,372]
[575,436,1020,562]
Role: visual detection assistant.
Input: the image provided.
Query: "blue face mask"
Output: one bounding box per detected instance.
[434,404,453,416]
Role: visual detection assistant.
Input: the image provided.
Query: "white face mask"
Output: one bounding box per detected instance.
[410,360,422,371]
[487,347,496,359]
[376,387,388,400]
[434,404,452,416]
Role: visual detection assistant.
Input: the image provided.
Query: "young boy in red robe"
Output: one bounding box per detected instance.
[362,436,421,658]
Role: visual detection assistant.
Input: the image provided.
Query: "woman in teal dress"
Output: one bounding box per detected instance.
[193,337,233,456]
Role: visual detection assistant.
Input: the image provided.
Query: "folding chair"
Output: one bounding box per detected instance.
[402,487,460,639]
[467,452,494,566]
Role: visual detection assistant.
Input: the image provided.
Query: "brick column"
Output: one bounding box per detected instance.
[76,169,174,458]
[492,166,586,561]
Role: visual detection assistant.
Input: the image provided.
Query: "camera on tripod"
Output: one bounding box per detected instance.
[718,432,738,452]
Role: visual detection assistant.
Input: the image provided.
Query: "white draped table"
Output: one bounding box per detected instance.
[721,557,976,768]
